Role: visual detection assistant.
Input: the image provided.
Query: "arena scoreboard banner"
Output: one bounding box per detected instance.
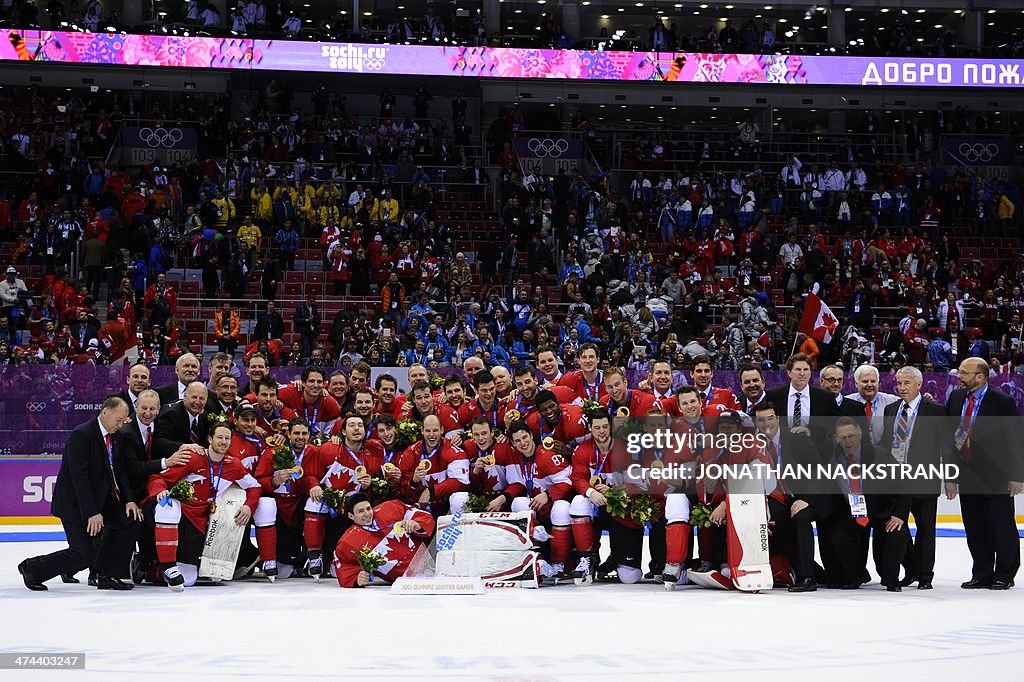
[120,126,198,166]
[3,29,1024,87]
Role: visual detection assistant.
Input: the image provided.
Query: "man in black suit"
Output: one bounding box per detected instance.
[155,352,201,405]
[750,401,834,593]
[834,417,911,591]
[735,365,768,414]
[115,389,195,583]
[19,397,140,591]
[765,352,842,446]
[878,366,951,590]
[112,362,151,415]
[153,381,210,460]
[253,300,284,343]
[295,293,320,363]
[205,373,240,420]
[948,358,1024,590]
[69,309,99,349]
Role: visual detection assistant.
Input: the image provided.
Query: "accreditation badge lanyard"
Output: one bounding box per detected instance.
[303,398,321,434]
[363,417,377,443]
[477,399,498,429]
[891,399,922,465]
[593,440,613,479]
[344,444,365,469]
[208,456,225,509]
[958,385,986,447]
[521,457,535,496]
[382,445,395,465]
[583,371,603,401]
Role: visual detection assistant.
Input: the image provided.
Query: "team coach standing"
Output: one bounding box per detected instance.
[18,397,142,591]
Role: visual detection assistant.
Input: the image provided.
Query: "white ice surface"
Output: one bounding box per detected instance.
[1,527,1023,681]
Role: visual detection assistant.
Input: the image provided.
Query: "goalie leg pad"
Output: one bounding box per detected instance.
[254,497,277,526]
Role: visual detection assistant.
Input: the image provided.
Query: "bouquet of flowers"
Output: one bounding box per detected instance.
[689,502,716,529]
[309,432,329,447]
[320,487,347,517]
[206,412,229,426]
[464,493,490,513]
[603,485,631,519]
[357,545,387,579]
[428,372,445,390]
[369,476,394,504]
[167,480,195,503]
[628,493,662,525]
[395,419,422,448]
[271,444,295,470]
[581,399,605,420]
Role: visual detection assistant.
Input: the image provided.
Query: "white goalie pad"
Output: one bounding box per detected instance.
[199,486,249,581]
[435,511,534,552]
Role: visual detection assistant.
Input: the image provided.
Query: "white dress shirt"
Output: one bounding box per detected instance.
[787,385,810,428]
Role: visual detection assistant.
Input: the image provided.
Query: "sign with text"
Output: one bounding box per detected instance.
[121,126,197,166]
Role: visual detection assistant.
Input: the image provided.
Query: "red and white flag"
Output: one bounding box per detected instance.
[798,293,839,344]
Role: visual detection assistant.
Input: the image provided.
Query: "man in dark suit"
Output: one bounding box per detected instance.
[115,389,194,583]
[834,417,911,591]
[112,362,151,415]
[947,358,1024,590]
[239,351,270,397]
[155,352,202,405]
[253,300,284,343]
[19,397,140,591]
[878,366,951,589]
[205,373,240,420]
[69,309,99,349]
[765,352,842,446]
[153,381,210,460]
[735,365,768,414]
[294,293,320,362]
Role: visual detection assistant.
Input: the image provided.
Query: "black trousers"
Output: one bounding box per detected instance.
[792,505,860,584]
[768,497,799,571]
[27,496,139,583]
[609,518,644,570]
[961,493,1021,583]
[870,518,910,588]
[647,517,666,573]
[903,495,938,582]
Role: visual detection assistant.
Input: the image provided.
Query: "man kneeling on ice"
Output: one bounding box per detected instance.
[332,493,436,587]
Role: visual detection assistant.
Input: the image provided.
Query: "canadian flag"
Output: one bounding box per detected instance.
[798,293,839,344]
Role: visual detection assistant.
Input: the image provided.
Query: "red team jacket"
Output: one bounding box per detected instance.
[557,370,609,402]
[146,454,261,532]
[462,440,516,495]
[303,440,385,498]
[277,386,342,435]
[254,443,315,528]
[525,404,591,447]
[333,500,436,587]
[393,439,469,504]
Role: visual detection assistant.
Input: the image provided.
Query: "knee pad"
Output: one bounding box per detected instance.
[511,497,530,514]
[550,499,571,526]
[254,497,277,527]
[617,565,643,584]
[570,494,596,518]
[178,562,198,587]
[448,492,468,515]
[665,494,691,523]
[278,563,296,580]
[154,498,182,525]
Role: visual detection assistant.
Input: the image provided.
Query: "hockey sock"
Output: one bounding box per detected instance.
[303,512,325,551]
[570,516,594,554]
[255,525,277,563]
[154,523,179,564]
[666,522,692,566]
[551,525,571,564]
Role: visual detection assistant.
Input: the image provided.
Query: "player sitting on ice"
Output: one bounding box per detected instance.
[332,492,436,587]
[506,421,575,583]
[149,422,262,592]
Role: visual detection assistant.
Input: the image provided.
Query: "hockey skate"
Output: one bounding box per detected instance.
[573,556,593,586]
[307,550,323,583]
[164,566,185,593]
[538,560,566,585]
[262,559,278,583]
[662,563,682,591]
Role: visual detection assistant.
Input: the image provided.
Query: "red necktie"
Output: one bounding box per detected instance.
[847,453,869,527]
[960,392,975,462]
[863,400,874,443]
[700,392,708,409]
[145,426,153,460]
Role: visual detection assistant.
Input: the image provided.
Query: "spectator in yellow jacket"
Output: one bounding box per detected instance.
[237,215,263,251]
[370,189,399,225]
[211,189,235,228]
[251,182,273,224]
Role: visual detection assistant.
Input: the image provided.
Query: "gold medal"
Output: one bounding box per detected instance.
[290,465,303,477]
[355,465,367,478]
[506,409,521,422]
[382,462,399,474]
[542,437,555,449]
[209,501,218,514]
[590,475,601,486]
[651,460,664,469]
[480,455,496,468]
[616,406,631,417]
[392,521,406,537]
[417,459,432,473]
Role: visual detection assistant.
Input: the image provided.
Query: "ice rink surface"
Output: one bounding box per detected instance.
[2,526,1023,681]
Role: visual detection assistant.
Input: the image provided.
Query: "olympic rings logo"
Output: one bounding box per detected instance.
[526,138,570,158]
[138,127,185,148]
[958,142,1000,164]
[26,402,47,412]
[364,58,385,71]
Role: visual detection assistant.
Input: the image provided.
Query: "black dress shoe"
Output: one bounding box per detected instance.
[60,573,80,584]
[886,585,902,592]
[788,578,817,593]
[917,581,933,590]
[840,582,862,590]
[87,575,98,587]
[96,576,134,591]
[961,579,993,589]
[899,574,917,587]
[18,560,47,591]
[990,580,1015,590]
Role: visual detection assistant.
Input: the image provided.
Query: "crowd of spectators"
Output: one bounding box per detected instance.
[1,83,1024,384]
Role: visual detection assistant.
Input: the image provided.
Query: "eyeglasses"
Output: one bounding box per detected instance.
[820,376,843,383]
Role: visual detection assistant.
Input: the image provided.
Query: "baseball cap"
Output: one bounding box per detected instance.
[235,400,258,416]
[5,266,16,274]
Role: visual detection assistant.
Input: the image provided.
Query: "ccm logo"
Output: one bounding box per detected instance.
[23,476,57,503]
